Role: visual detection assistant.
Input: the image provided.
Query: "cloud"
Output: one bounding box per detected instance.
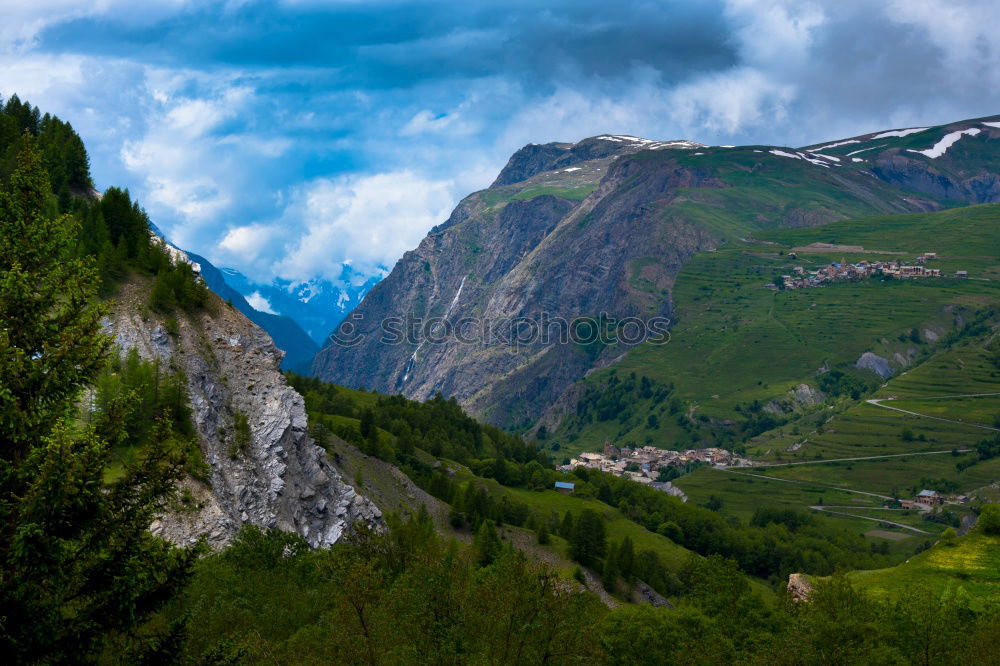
[245,290,277,314]
[118,72,299,251]
[4,0,999,290]
[275,171,457,282]
[400,109,474,137]
[218,223,281,261]
[0,0,201,53]
[884,0,1000,88]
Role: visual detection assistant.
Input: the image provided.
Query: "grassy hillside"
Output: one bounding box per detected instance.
[746,323,1000,485]
[547,204,1000,561]
[550,204,1000,458]
[849,530,1000,609]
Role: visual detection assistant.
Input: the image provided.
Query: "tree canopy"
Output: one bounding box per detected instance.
[0,135,195,662]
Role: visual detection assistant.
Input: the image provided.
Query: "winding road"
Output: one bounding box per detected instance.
[807,506,932,534]
[865,393,1000,432]
[709,391,998,536]
[724,449,973,470]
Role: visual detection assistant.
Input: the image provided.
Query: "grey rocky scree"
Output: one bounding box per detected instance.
[107,281,381,548]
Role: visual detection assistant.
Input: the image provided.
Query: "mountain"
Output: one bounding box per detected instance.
[312,115,1000,431]
[219,264,382,346]
[106,273,381,548]
[185,251,318,371]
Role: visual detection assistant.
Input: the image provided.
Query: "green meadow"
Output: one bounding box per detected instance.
[552,204,1000,459]
[849,531,1000,609]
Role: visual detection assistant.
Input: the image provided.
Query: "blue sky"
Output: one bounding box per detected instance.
[2,0,998,286]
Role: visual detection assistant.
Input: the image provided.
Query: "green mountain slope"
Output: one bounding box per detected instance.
[550,204,1000,457]
[315,115,1000,435]
[849,528,1000,608]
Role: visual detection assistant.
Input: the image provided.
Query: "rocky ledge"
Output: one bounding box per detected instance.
[107,280,381,548]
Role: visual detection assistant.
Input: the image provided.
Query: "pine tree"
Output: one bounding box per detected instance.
[0,135,107,453]
[536,519,550,545]
[617,536,635,582]
[560,511,575,539]
[0,137,195,662]
[474,519,503,567]
[570,509,607,567]
[603,541,619,593]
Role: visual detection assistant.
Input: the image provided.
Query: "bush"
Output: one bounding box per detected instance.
[230,410,252,458]
[978,504,1000,535]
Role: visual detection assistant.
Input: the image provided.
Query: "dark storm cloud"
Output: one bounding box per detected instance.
[35,0,737,89]
[3,0,997,284]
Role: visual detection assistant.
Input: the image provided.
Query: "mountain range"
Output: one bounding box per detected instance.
[312,115,1000,437]
[218,264,382,347]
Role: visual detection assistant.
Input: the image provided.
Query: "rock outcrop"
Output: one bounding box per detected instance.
[856,351,893,379]
[787,573,813,602]
[107,280,381,548]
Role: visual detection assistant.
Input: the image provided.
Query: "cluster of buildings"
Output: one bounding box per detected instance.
[559,441,750,495]
[765,252,967,290]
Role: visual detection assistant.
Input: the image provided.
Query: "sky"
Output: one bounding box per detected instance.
[2,0,999,287]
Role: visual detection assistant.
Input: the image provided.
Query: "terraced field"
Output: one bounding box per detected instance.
[884,395,1000,427]
[563,204,1000,557]
[553,205,1000,459]
[675,465,957,555]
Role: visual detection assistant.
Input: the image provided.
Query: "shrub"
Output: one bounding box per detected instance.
[978,504,1000,535]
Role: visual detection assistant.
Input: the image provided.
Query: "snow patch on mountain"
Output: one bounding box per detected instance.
[812,139,860,151]
[769,149,801,159]
[871,127,928,139]
[983,121,1000,129]
[769,149,832,168]
[220,264,383,345]
[846,144,887,156]
[595,135,705,150]
[907,128,981,159]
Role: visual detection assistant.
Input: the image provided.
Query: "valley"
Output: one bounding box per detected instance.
[3,85,1000,662]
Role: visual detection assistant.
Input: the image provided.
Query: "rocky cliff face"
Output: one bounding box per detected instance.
[314,116,1000,430]
[108,280,381,548]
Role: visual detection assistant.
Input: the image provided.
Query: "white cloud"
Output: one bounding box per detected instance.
[245,291,277,314]
[665,68,795,136]
[401,109,472,137]
[884,0,1000,87]
[218,223,283,264]
[0,1,200,52]
[275,171,457,282]
[119,75,292,250]
[724,0,825,70]
[495,64,794,149]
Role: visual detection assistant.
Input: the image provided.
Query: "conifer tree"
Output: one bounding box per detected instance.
[474,519,503,566]
[560,510,575,539]
[536,519,550,545]
[0,137,195,662]
[570,509,607,567]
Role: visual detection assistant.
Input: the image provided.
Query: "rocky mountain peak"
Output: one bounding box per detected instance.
[491,133,705,187]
